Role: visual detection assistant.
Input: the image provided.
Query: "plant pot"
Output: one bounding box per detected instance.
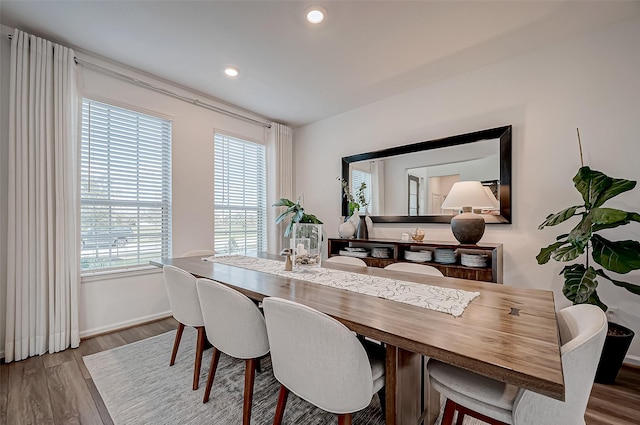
[594,322,635,384]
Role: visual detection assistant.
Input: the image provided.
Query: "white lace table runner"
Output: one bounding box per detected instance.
[204,256,479,317]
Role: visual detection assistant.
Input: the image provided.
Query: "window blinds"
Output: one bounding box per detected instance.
[351,169,372,213]
[214,133,266,255]
[80,99,172,271]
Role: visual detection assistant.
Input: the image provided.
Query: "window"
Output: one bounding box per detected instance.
[80,99,172,271]
[214,133,266,255]
[351,169,372,213]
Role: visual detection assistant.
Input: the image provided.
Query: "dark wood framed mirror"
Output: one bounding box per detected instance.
[341,125,512,224]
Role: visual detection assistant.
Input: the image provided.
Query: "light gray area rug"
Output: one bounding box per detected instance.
[84,327,391,425]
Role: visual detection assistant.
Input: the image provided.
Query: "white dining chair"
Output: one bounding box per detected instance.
[384,262,444,277]
[181,249,216,258]
[428,304,607,425]
[195,278,269,425]
[162,265,206,390]
[263,297,385,425]
[325,256,368,267]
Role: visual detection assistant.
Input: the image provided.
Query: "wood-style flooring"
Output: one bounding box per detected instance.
[1,317,639,425]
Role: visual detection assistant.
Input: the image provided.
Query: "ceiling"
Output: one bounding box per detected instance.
[1,1,639,128]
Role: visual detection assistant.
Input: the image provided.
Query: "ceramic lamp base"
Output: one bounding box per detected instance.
[450,212,485,245]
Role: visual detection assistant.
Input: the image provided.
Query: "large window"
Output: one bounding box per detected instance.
[80,99,172,271]
[214,133,266,255]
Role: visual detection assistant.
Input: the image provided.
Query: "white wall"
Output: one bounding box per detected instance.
[293,17,640,362]
[0,39,270,344]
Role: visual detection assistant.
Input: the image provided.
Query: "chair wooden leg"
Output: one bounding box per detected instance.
[243,358,257,425]
[170,322,184,366]
[255,356,262,373]
[193,326,206,390]
[202,347,221,403]
[273,384,290,425]
[338,413,353,425]
[442,399,456,425]
[453,402,510,425]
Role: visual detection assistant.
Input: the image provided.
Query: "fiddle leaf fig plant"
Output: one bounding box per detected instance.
[537,163,640,311]
[273,198,323,238]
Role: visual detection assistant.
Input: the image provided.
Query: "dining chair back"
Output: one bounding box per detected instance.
[162,265,206,390]
[263,297,385,424]
[325,256,368,267]
[195,278,269,425]
[384,262,444,276]
[428,304,607,425]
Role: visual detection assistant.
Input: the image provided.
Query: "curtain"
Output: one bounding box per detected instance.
[266,122,293,254]
[370,160,385,215]
[5,29,80,362]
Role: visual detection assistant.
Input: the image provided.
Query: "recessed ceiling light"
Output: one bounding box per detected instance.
[305,6,326,24]
[224,66,239,77]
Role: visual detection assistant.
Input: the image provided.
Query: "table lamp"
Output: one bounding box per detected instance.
[440,181,496,245]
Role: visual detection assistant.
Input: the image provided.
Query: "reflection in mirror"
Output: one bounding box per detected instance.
[341,126,511,224]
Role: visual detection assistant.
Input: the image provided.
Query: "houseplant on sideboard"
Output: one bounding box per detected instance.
[536,131,640,383]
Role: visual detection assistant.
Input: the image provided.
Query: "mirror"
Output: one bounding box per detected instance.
[341,125,511,224]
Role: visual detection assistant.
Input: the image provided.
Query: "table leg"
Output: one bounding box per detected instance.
[385,345,422,425]
[421,358,441,425]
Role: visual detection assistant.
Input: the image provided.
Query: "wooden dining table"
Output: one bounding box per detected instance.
[151,254,564,425]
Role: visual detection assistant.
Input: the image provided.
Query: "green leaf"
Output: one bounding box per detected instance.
[591,207,629,224]
[538,206,579,229]
[585,290,608,311]
[591,234,640,274]
[573,167,612,209]
[595,269,640,296]
[590,208,635,232]
[536,241,567,264]
[567,214,591,250]
[552,244,584,262]
[302,213,323,224]
[573,166,636,208]
[284,220,295,238]
[596,177,636,207]
[272,198,295,207]
[630,212,640,223]
[562,264,598,304]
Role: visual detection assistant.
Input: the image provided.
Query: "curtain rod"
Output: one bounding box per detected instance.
[6,33,272,129]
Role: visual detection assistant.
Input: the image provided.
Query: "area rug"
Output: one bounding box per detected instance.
[84,327,389,424]
[84,327,489,425]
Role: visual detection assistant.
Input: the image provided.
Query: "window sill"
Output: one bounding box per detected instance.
[81,265,162,283]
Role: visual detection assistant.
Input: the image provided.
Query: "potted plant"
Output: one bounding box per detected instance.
[273,198,323,269]
[536,131,640,383]
[272,197,323,237]
[338,177,369,217]
[338,177,370,239]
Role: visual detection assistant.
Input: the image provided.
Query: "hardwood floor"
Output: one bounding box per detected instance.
[1,317,639,425]
[0,317,177,425]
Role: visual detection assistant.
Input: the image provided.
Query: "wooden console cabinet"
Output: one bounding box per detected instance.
[327,238,503,283]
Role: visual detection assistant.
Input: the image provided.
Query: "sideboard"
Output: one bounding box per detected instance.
[327,238,503,283]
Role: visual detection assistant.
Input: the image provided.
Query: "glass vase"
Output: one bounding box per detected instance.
[290,223,323,270]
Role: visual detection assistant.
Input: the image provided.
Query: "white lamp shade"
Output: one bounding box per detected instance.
[441,181,496,210]
[483,186,500,210]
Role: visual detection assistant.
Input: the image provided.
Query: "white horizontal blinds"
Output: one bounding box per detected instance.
[80,99,172,271]
[214,133,266,255]
[352,169,372,213]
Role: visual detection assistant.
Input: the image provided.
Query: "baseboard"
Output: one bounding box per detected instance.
[79,311,173,339]
[624,354,640,367]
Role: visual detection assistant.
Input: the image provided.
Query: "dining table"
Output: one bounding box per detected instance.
[151,254,564,425]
